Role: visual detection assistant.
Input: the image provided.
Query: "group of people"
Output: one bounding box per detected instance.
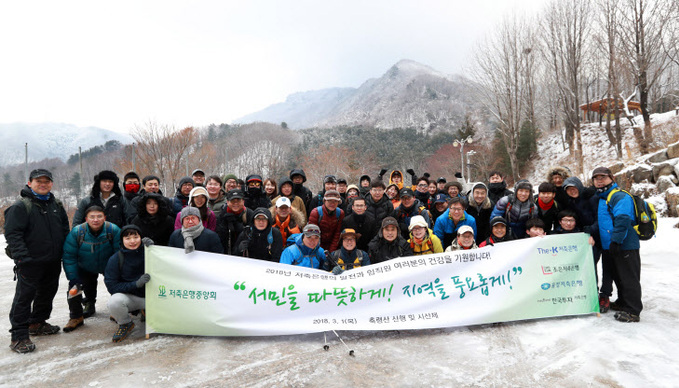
[5,164,644,354]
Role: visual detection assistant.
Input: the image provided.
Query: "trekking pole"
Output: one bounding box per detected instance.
[323,332,329,351]
[332,330,354,356]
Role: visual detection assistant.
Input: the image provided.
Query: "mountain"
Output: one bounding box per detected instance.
[0,123,132,166]
[234,59,483,132]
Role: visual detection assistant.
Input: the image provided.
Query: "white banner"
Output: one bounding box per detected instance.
[145,233,598,336]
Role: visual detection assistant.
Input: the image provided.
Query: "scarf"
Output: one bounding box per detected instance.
[537,198,554,211]
[30,188,51,201]
[181,223,204,254]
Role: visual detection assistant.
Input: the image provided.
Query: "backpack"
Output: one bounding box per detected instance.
[75,222,115,252]
[316,206,341,224]
[606,189,657,241]
[5,196,64,260]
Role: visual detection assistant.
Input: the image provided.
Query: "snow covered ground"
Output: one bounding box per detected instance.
[1,218,678,387]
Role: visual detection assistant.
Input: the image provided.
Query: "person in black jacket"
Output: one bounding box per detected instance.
[168,207,223,254]
[216,189,254,254]
[5,169,70,353]
[342,197,378,252]
[365,180,394,227]
[104,225,150,342]
[487,171,513,204]
[170,176,195,216]
[244,174,272,211]
[129,175,173,220]
[393,188,431,240]
[72,170,131,228]
[535,182,560,234]
[368,217,413,264]
[234,208,283,262]
[122,171,141,203]
[131,192,175,246]
[466,183,494,245]
[290,169,313,215]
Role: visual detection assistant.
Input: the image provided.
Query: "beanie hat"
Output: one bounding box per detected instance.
[323,190,342,203]
[180,206,201,222]
[223,173,238,182]
[489,216,508,228]
[408,215,428,231]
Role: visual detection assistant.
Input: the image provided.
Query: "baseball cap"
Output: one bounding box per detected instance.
[276,197,292,208]
[457,225,474,236]
[226,189,245,200]
[434,193,450,204]
[29,168,53,181]
[592,167,613,178]
[400,187,414,198]
[303,224,321,237]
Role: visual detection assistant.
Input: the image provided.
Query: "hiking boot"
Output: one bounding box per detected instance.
[29,322,60,336]
[609,300,623,311]
[63,317,84,333]
[599,295,610,313]
[83,301,96,318]
[112,322,135,343]
[615,311,640,323]
[9,338,36,354]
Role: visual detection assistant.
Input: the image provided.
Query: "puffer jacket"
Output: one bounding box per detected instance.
[490,181,537,239]
[324,247,370,271]
[389,170,405,190]
[208,189,228,218]
[393,199,431,239]
[562,177,597,230]
[168,228,224,254]
[280,233,326,268]
[433,209,477,249]
[4,186,70,266]
[408,228,443,255]
[365,194,394,226]
[308,204,345,252]
[62,222,121,280]
[270,206,305,241]
[216,206,253,254]
[595,183,639,250]
[104,245,145,298]
[170,176,195,216]
[289,169,314,214]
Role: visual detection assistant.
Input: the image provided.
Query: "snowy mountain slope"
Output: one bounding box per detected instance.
[0,123,132,166]
[234,59,483,132]
[1,218,677,387]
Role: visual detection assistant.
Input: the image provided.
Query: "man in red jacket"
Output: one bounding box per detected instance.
[308,190,345,252]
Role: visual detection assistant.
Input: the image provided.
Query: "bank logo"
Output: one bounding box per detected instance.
[541,283,551,290]
[158,285,167,298]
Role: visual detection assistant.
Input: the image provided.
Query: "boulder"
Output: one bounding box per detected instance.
[609,161,626,175]
[656,175,677,193]
[667,141,679,159]
[643,149,669,164]
[652,159,679,182]
[630,165,654,183]
[665,187,679,217]
[614,171,632,191]
[630,183,657,198]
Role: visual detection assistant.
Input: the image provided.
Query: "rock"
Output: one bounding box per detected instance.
[652,159,679,182]
[668,141,679,159]
[630,183,657,198]
[656,175,677,193]
[630,165,654,184]
[609,161,625,175]
[614,171,632,191]
[643,150,669,164]
[665,187,679,217]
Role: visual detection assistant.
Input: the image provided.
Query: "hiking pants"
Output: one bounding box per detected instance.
[605,248,643,316]
[108,293,145,325]
[67,269,99,318]
[9,261,61,341]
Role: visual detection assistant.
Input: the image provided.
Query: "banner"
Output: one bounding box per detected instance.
[145,233,598,336]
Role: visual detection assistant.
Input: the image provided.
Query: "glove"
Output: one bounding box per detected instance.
[378,169,388,178]
[69,279,82,288]
[332,265,345,275]
[142,237,155,247]
[406,169,416,177]
[454,172,462,178]
[238,240,249,253]
[136,273,151,288]
[423,172,431,179]
[608,242,622,256]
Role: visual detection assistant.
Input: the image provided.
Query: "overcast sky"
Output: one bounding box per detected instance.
[0,1,541,134]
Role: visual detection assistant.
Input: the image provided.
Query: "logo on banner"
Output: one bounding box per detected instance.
[158,285,167,298]
[541,283,551,290]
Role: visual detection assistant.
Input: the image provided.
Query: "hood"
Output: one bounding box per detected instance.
[562,176,584,196]
[279,177,294,192]
[359,174,371,184]
[137,192,170,218]
[249,207,273,226]
[546,166,571,183]
[91,170,122,198]
[389,170,404,189]
[289,169,307,183]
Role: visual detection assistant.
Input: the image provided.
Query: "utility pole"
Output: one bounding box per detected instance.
[452,136,473,183]
[79,147,83,199]
[24,143,28,182]
[132,142,136,171]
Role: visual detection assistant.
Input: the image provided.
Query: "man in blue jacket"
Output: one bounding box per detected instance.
[433,197,477,249]
[280,224,326,269]
[592,167,642,323]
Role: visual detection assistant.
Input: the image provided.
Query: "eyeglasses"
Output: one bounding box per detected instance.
[450,207,464,212]
[417,184,428,187]
[560,218,576,223]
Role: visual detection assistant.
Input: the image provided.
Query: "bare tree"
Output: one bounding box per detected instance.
[542,0,591,175]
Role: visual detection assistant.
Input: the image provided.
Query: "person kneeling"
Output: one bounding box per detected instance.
[104,225,151,342]
[408,215,443,255]
[445,225,478,251]
[325,229,370,274]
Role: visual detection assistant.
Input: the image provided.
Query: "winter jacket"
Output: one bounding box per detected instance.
[62,222,121,280]
[365,194,394,226]
[445,238,479,251]
[270,206,305,241]
[216,206,253,254]
[324,247,370,271]
[174,208,217,231]
[280,233,326,269]
[595,183,640,250]
[271,194,307,224]
[104,246,145,298]
[234,208,284,262]
[72,182,131,228]
[562,177,597,231]
[388,170,405,190]
[244,186,272,211]
[168,228,224,254]
[368,234,413,264]
[208,190,228,218]
[131,192,175,246]
[170,176,195,216]
[129,188,172,220]
[478,231,515,248]
[393,199,431,240]
[289,169,314,214]
[465,186,494,245]
[4,186,70,266]
[536,198,560,234]
[408,228,443,255]
[491,192,537,239]
[308,189,328,214]
[342,212,378,252]
[358,174,372,198]
[488,181,513,204]
[433,209,478,249]
[308,205,345,252]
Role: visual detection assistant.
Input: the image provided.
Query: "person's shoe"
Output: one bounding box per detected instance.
[599,295,610,313]
[63,317,84,333]
[9,338,36,354]
[109,316,117,323]
[609,299,623,311]
[83,301,96,318]
[615,311,640,322]
[141,309,146,323]
[29,322,60,336]
[112,322,135,343]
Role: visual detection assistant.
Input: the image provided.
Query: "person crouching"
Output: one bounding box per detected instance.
[325,228,370,274]
[445,225,478,251]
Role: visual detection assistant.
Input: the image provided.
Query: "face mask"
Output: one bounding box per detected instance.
[124,183,140,193]
[596,182,613,194]
[248,187,262,196]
